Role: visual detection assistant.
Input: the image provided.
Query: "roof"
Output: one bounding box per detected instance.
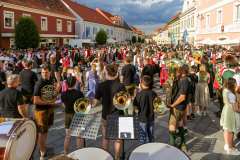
[130,26,145,35]
[96,8,132,30]
[1,0,74,17]
[63,0,113,26]
[154,24,168,33]
[167,12,181,24]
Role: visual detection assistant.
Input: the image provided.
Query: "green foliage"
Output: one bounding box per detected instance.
[15,17,40,49]
[138,37,142,43]
[141,38,145,43]
[95,29,108,45]
[132,36,137,43]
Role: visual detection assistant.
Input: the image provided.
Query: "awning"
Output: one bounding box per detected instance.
[197,39,216,45]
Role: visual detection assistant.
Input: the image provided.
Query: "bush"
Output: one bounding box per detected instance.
[132,36,137,44]
[15,17,40,49]
[138,37,142,43]
[95,29,108,45]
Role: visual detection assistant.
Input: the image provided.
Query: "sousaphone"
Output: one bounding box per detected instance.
[113,91,131,110]
[74,98,91,114]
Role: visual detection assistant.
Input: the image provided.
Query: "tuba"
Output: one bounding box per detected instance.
[153,96,168,115]
[113,91,131,110]
[40,85,58,103]
[74,98,91,114]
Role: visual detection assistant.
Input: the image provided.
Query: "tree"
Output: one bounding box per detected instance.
[138,37,142,43]
[15,17,40,49]
[132,36,137,44]
[141,38,145,43]
[95,29,108,45]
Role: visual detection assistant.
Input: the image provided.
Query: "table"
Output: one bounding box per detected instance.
[129,143,190,160]
[68,147,113,160]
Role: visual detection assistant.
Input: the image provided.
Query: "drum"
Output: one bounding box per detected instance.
[129,143,190,160]
[0,119,37,160]
[68,147,113,160]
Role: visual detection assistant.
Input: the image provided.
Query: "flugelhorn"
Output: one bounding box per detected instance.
[113,91,131,110]
[40,85,58,103]
[74,98,91,114]
[153,96,167,115]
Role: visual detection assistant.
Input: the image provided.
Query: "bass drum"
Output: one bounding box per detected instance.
[0,119,37,160]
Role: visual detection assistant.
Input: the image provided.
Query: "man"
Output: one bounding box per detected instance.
[33,64,57,160]
[0,74,28,119]
[20,59,38,107]
[168,65,190,152]
[0,60,6,91]
[121,56,136,86]
[94,64,125,160]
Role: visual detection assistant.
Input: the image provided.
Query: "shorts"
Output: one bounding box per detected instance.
[34,109,54,133]
[139,121,154,144]
[65,113,74,129]
[169,108,185,127]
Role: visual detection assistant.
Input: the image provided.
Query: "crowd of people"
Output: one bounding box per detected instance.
[0,43,240,160]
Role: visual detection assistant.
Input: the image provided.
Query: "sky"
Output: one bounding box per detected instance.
[76,0,184,34]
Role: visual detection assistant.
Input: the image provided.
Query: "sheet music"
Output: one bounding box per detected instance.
[118,117,134,139]
[0,122,13,134]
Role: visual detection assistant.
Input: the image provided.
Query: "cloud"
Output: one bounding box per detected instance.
[76,0,183,29]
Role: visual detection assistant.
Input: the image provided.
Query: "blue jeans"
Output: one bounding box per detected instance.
[139,121,154,144]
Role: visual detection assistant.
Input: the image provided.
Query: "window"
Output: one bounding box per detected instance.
[191,16,194,28]
[217,9,222,24]
[4,11,14,29]
[86,26,91,38]
[41,17,48,31]
[93,27,97,35]
[237,5,240,21]
[206,14,210,28]
[67,21,72,32]
[22,13,31,17]
[56,19,62,32]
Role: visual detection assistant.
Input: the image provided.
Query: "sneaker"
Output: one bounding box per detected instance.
[203,111,207,116]
[224,144,229,151]
[227,148,240,155]
[40,153,47,160]
[197,111,202,116]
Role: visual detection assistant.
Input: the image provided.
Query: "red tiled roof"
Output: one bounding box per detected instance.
[63,0,113,26]
[131,26,145,35]
[1,0,74,17]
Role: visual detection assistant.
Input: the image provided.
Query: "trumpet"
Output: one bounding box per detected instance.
[153,96,168,115]
[113,91,131,110]
[74,98,91,114]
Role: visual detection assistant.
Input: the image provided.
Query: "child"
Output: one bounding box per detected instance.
[133,75,157,143]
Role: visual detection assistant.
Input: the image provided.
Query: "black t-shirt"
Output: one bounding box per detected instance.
[95,80,125,120]
[61,89,84,113]
[171,77,189,111]
[121,64,136,86]
[133,89,157,122]
[33,78,54,110]
[0,71,6,91]
[20,69,38,95]
[0,88,24,118]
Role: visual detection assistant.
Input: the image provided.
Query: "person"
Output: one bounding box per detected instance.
[133,75,157,143]
[168,65,190,151]
[220,78,240,155]
[61,75,85,154]
[94,64,125,160]
[0,60,6,91]
[0,74,28,119]
[19,59,38,108]
[33,64,58,160]
[195,64,210,116]
[86,63,99,100]
[121,56,136,86]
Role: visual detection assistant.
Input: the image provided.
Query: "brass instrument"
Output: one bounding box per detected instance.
[74,98,91,114]
[40,85,58,103]
[153,96,168,115]
[113,91,131,110]
[125,84,137,97]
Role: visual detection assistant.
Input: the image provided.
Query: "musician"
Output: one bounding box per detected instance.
[33,64,57,159]
[94,64,125,160]
[19,59,38,105]
[133,75,157,144]
[0,60,6,91]
[61,75,84,154]
[168,65,190,151]
[121,56,136,86]
[0,74,28,119]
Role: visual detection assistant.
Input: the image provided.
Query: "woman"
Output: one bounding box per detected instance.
[86,63,99,100]
[195,64,210,116]
[220,78,240,155]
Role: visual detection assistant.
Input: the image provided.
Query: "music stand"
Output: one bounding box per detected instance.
[106,114,141,159]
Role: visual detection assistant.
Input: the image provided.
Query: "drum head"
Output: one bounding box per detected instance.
[129,143,190,160]
[7,120,37,160]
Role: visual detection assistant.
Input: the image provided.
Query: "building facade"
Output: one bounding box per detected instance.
[0,0,76,48]
[152,25,170,45]
[179,0,197,45]
[196,0,240,45]
[168,13,181,45]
